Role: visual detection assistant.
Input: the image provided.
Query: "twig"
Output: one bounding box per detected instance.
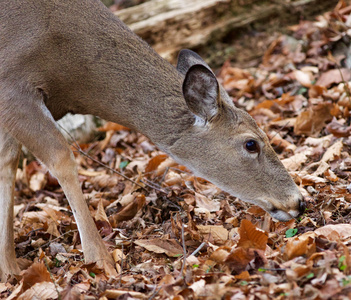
[72,144,148,192]
[190,242,207,257]
[177,223,187,281]
[269,121,290,141]
[148,286,162,300]
[22,229,78,258]
[58,123,148,192]
[119,244,124,287]
[44,258,61,300]
[140,178,169,194]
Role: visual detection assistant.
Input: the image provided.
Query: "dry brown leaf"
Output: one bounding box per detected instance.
[315,224,351,241]
[112,249,126,264]
[18,282,60,300]
[294,70,313,87]
[197,225,229,245]
[304,134,333,147]
[286,263,311,280]
[308,85,327,98]
[316,68,351,88]
[21,262,51,293]
[134,238,183,257]
[235,271,250,280]
[321,139,343,162]
[109,194,145,225]
[292,171,327,184]
[97,121,130,132]
[268,131,296,152]
[78,169,106,177]
[294,102,333,135]
[29,172,47,191]
[156,157,178,176]
[195,193,220,212]
[284,232,316,260]
[281,152,309,171]
[247,206,266,217]
[46,220,61,237]
[95,198,109,223]
[104,289,147,299]
[209,246,231,263]
[145,154,168,174]
[237,220,268,251]
[324,169,339,182]
[164,171,183,186]
[22,211,50,224]
[225,247,255,274]
[326,118,351,137]
[90,174,119,188]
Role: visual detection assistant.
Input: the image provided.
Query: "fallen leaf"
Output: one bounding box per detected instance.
[281,152,309,171]
[21,262,51,293]
[97,121,130,132]
[197,225,229,245]
[294,70,313,87]
[315,224,351,241]
[195,193,221,212]
[326,118,351,137]
[134,239,183,257]
[238,220,268,251]
[316,68,351,88]
[284,232,316,260]
[321,139,343,162]
[225,247,255,274]
[104,289,147,299]
[294,103,333,135]
[18,282,60,300]
[145,154,168,174]
[109,194,145,226]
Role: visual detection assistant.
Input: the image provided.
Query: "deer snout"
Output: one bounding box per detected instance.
[287,196,306,219]
[270,194,305,221]
[298,198,306,215]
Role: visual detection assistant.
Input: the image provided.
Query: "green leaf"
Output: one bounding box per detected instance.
[306,273,314,279]
[258,268,266,272]
[285,228,298,238]
[89,272,96,278]
[342,276,351,286]
[119,160,129,169]
[240,281,248,286]
[192,264,199,268]
[339,255,347,271]
[297,87,308,95]
[54,258,61,267]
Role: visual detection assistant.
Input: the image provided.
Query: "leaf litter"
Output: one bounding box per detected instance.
[3,1,351,299]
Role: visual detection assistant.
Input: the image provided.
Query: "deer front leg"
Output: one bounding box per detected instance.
[0,90,115,276]
[0,128,21,282]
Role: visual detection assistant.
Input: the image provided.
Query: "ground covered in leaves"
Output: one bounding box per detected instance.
[3,2,351,299]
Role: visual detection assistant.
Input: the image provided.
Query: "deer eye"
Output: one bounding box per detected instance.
[245,139,260,153]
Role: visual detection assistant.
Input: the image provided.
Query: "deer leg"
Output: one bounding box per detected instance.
[0,90,115,275]
[0,128,21,281]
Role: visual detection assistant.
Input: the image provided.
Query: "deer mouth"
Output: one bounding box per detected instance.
[269,209,294,221]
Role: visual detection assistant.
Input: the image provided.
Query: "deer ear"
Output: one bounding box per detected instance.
[182,64,219,122]
[177,49,211,75]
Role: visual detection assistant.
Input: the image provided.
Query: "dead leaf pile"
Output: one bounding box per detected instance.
[3,1,351,299]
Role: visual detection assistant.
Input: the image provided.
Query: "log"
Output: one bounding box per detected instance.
[115,0,339,63]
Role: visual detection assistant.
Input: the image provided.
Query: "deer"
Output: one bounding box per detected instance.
[0,0,305,281]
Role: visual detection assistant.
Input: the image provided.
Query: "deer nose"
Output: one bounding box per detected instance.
[298,199,306,215]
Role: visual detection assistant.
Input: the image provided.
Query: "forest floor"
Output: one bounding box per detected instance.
[2,1,351,299]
